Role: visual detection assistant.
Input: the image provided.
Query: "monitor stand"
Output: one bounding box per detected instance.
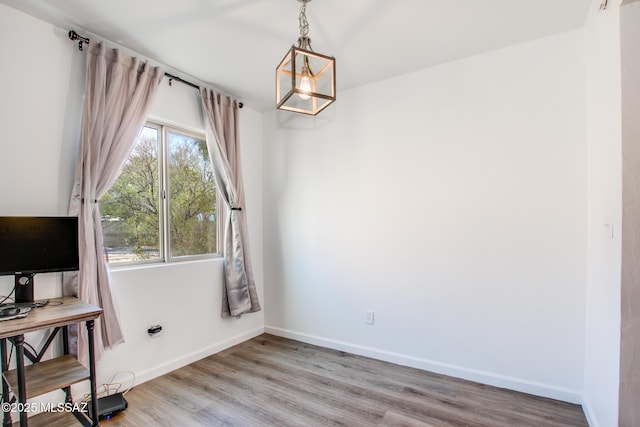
[14,273,34,304]
[13,274,49,307]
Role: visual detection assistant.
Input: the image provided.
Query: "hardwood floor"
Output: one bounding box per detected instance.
[52,334,589,426]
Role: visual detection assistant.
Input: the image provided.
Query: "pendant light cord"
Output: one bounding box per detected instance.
[299,1,309,37]
[297,0,313,51]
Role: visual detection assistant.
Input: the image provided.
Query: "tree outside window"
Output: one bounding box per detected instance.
[101,123,218,265]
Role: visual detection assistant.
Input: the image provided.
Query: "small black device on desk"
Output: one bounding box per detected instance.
[0,300,49,322]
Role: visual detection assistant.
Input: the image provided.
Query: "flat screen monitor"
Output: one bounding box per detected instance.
[0,216,79,303]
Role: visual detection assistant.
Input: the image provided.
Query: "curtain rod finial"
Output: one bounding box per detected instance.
[68,29,90,51]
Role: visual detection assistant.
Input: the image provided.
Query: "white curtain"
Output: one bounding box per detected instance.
[200,88,261,317]
[64,41,164,363]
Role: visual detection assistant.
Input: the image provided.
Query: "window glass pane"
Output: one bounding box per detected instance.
[167,130,217,258]
[101,126,161,264]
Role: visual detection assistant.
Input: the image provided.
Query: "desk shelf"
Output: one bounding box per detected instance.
[11,410,77,427]
[4,355,89,399]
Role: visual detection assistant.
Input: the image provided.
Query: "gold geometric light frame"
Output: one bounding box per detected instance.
[275,0,336,116]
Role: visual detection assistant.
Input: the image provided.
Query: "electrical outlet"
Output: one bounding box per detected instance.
[366,311,375,325]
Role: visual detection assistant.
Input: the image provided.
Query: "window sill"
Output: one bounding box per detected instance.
[107,255,223,273]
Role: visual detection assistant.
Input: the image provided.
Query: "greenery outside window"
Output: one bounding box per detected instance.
[101,122,219,265]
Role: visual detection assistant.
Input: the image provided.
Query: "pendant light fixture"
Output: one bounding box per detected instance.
[276,0,336,115]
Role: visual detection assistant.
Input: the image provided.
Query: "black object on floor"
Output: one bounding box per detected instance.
[87,392,128,420]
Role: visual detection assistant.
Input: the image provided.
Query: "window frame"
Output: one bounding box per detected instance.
[104,120,223,268]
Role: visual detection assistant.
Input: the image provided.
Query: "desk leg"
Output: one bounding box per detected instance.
[13,335,27,426]
[1,339,11,427]
[86,320,98,426]
[61,326,72,404]
[62,326,69,356]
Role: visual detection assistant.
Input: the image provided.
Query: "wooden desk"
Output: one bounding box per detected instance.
[0,297,102,426]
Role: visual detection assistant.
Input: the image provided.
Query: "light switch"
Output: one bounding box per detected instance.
[604,216,614,240]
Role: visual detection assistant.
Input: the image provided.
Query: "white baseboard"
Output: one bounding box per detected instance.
[264,326,584,405]
[134,326,265,386]
[580,398,600,427]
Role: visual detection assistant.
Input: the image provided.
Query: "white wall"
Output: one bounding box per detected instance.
[582,0,622,426]
[0,3,264,403]
[264,29,588,403]
[0,5,82,298]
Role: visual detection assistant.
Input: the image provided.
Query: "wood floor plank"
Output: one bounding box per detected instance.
[380,411,436,427]
[93,334,588,426]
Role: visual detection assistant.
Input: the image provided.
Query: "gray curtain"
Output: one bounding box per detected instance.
[200,88,261,317]
[64,41,164,363]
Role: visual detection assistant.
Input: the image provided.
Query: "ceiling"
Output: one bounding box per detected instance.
[0,0,591,112]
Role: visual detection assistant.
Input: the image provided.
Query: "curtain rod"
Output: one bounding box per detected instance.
[68,30,243,108]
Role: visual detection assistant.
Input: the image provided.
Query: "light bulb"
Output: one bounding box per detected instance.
[298,63,312,100]
[299,76,312,100]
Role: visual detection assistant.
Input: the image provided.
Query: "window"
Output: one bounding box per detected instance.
[101,122,218,265]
